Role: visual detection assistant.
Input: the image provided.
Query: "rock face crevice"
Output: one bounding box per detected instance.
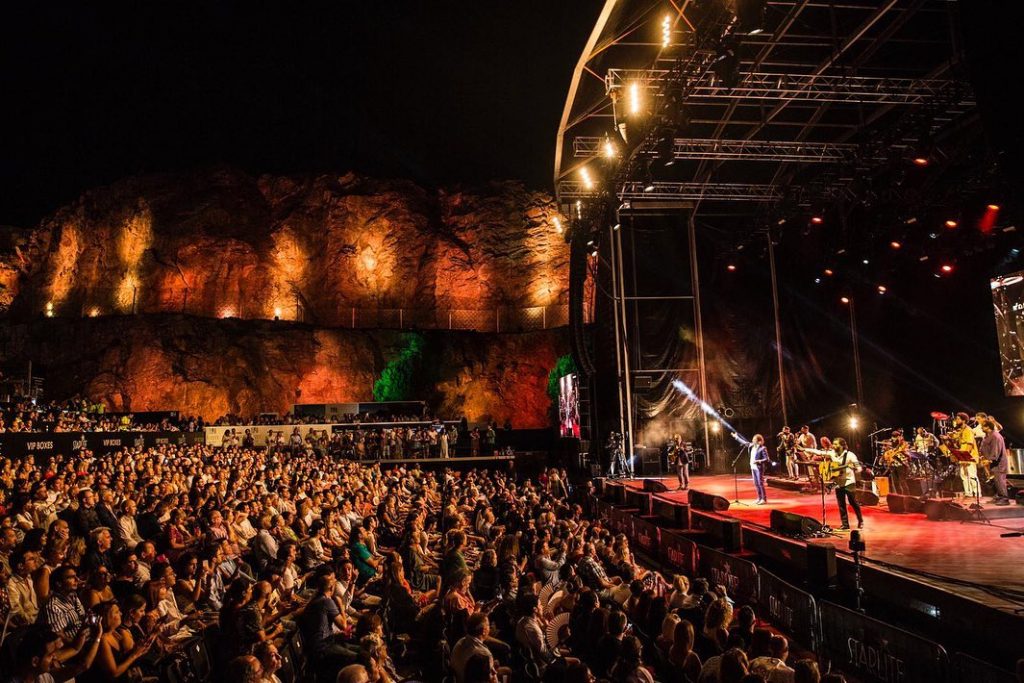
[0,169,572,425]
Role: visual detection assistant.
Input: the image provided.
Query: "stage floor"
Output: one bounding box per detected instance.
[623,474,1024,613]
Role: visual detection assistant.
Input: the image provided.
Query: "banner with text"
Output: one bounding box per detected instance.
[0,431,205,461]
[818,601,948,683]
[625,515,660,556]
[757,569,818,651]
[697,545,759,606]
[659,530,698,576]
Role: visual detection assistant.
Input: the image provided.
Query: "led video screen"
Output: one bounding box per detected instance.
[992,270,1024,396]
[558,373,581,438]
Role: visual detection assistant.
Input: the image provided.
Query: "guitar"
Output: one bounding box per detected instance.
[818,459,858,488]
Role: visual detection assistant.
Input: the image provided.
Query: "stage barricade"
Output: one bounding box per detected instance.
[623,514,660,557]
[756,569,819,653]
[951,652,1017,683]
[659,529,698,576]
[817,601,949,683]
[0,430,205,460]
[697,544,759,606]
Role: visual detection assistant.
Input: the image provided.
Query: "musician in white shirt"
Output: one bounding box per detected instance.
[828,438,863,530]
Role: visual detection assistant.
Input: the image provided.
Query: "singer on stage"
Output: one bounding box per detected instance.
[749,434,770,505]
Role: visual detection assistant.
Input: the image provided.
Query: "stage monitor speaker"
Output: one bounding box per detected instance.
[643,479,670,494]
[651,498,690,528]
[692,511,742,551]
[807,543,837,586]
[769,509,822,537]
[689,489,731,512]
[886,493,925,514]
[853,488,879,507]
[905,478,929,497]
[639,448,662,476]
[924,499,969,521]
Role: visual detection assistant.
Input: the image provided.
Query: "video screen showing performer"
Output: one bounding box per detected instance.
[558,373,581,438]
[991,270,1024,396]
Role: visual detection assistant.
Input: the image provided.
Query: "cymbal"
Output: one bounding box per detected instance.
[930,411,950,421]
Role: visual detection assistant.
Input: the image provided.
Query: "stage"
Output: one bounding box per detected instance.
[620,473,1024,614]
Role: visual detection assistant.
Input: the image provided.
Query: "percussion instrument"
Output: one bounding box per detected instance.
[930,411,950,421]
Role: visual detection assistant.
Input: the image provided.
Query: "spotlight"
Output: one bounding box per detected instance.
[928,232,938,239]
[727,264,737,272]
[628,81,642,116]
[814,277,821,284]
[849,416,860,430]
[655,127,676,167]
[553,217,563,234]
[987,204,1001,211]
[613,223,620,231]
[810,215,824,225]
[89,307,100,318]
[575,200,582,220]
[945,219,958,229]
[661,14,672,48]
[220,308,235,319]
[711,421,722,434]
[736,0,766,34]
[45,301,54,317]
[940,264,954,274]
[890,241,902,249]
[840,296,850,304]
[918,255,929,262]
[877,285,887,294]
[603,136,617,159]
[580,167,595,190]
[912,156,929,167]
[824,268,834,276]
[905,217,918,225]
[273,307,282,320]
[862,259,870,265]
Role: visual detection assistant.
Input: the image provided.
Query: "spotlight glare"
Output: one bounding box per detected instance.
[849,416,860,430]
[840,296,850,304]
[945,219,958,229]
[629,81,642,116]
[987,204,1001,211]
[890,241,901,249]
[824,268,834,276]
[89,307,100,318]
[553,217,563,234]
[711,421,721,434]
[661,14,672,48]
[727,264,736,272]
[273,307,282,319]
[604,137,617,159]
[940,264,954,273]
[814,277,821,284]
[862,259,870,265]
[810,216,824,225]
[877,285,887,294]
[580,167,595,190]
[912,156,929,167]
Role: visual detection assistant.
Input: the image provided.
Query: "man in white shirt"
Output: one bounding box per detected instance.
[749,634,795,683]
[451,613,495,683]
[828,438,863,530]
[7,548,41,626]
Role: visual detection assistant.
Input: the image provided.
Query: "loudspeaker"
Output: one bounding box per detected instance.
[924,499,969,521]
[807,543,837,586]
[886,493,925,514]
[639,449,662,476]
[769,509,823,537]
[691,511,742,551]
[688,489,731,512]
[651,498,690,528]
[852,487,879,506]
[643,479,670,493]
[905,478,929,497]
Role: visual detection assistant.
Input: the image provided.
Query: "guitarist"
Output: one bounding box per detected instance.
[829,438,864,530]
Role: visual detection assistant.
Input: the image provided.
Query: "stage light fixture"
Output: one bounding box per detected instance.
[945,219,958,229]
[45,301,54,317]
[89,307,100,318]
[711,421,721,434]
[655,127,677,166]
[905,217,918,225]
[274,307,282,320]
[890,241,901,249]
[603,136,617,159]
[940,264,954,273]
[824,268,834,276]
[629,81,642,116]
[912,156,929,167]
[877,285,887,294]
[919,255,929,262]
[810,215,823,225]
[727,264,736,272]
[642,163,655,193]
[580,167,595,190]
[848,416,859,430]
[814,277,821,284]
[988,204,1001,211]
[575,200,582,220]
[840,296,850,304]
[661,14,672,48]
[862,259,869,265]
[553,217,563,234]
[928,232,938,239]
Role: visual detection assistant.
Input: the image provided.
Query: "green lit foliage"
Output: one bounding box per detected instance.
[373,333,425,402]
[546,354,577,403]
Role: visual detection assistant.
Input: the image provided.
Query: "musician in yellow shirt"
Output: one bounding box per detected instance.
[952,412,980,498]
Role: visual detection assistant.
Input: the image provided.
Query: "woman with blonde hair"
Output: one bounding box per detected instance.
[669,575,691,609]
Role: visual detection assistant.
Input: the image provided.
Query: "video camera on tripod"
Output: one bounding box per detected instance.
[606,431,630,478]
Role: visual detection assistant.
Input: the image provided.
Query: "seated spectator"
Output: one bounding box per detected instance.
[40,565,86,642]
[729,605,757,650]
[694,597,732,661]
[514,593,557,670]
[610,634,655,683]
[749,634,795,683]
[451,613,495,683]
[792,659,821,683]
[93,600,157,680]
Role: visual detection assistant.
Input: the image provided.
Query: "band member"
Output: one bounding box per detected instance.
[980,419,1010,505]
[749,434,770,505]
[794,426,816,479]
[776,426,797,479]
[952,412,980,498]
[829,438,863,530]
[913,427,937,454]
[673,435,691,491]
[885,430,911,495]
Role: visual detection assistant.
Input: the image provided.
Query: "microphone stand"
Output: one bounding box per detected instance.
[731,445,749,506]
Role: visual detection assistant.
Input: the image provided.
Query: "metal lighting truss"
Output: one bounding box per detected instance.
[573,136,863,163]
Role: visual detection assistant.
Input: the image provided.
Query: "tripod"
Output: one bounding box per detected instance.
[730,445,750,506]
[961,472,991,525]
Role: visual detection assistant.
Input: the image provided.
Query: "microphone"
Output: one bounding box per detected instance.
[1000,532,1024,538]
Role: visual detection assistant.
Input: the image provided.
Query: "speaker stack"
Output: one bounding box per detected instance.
[769,509,824,537]
[688,489,731,512]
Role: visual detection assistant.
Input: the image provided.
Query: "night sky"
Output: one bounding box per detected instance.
[3,1,1023,440]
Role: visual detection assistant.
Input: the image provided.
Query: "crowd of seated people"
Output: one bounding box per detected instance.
[212,411,437,427]
[0,398,196,434]
[0,435,838,683]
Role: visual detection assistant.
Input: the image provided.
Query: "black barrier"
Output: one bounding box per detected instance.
[625,515,660,556]
[697,545,759,606]
[757,569,818,652]
[659,530,698,576]
[818,601,949,683]
[0,431,205,461]
[952,652,1016,683]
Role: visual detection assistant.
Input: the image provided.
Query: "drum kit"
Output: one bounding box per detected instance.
[871,411,960,492]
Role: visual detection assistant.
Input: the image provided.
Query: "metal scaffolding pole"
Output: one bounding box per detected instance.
[608,224,627,453]
[615,225,636,474]
[688,212,712,471]
[767,230,788,426]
